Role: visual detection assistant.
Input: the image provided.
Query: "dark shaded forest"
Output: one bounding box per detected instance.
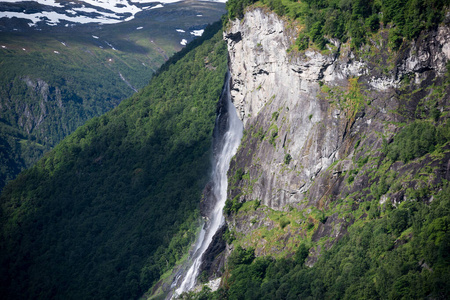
[0,22,228,299]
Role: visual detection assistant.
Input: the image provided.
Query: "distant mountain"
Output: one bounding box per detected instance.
[0,0,226,29]
[0,0,226,190]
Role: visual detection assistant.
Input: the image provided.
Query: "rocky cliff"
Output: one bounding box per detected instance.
[220,7,450,264]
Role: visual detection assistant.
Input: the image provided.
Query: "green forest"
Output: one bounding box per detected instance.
[227,0,449,49]
[183,184,450,299]
[0,22,228,299]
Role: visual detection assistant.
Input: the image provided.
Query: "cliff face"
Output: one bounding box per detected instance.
[222,8,450,260]
[225,9,363,211]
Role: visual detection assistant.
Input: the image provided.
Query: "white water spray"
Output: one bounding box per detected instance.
[174,73,243,296]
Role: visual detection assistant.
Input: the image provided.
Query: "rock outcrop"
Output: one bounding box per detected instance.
[222,7,450,259]
[225,8,366,210]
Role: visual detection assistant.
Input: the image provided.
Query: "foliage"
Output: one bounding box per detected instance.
[294,243,310,264]
[357,155,369,167]
[0,22,228,300]
[284,153,292,165]
[385,120,449,163]
[227,0,449,50]
[228,246,256,269]
[226,0,258,20]
[232,168,245,185]
[191,183,450,299]
[344,77,365,119]
[224,195,244,215]
[295,32,310,51]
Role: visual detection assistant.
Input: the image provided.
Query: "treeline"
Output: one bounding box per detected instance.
[226,0,449,49]
[0,22,228,299]
[181,183,450,299]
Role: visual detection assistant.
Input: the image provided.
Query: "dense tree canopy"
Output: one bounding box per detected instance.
[181,184,450,300]
[227,0,450,49]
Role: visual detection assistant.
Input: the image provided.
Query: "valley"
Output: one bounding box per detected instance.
[0,0,450,299]
[0,0,226,190]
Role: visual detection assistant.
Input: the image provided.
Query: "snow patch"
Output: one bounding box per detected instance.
[136,26,143,30]
[105,41,117,50]
[176,29,185,33]
[131,0,181,3]
[0,0,234,26]
[149,4,164,9]
[190,29,204,37]
[1,0,62,6]
[180,39,187,46]
[0,0,224,26]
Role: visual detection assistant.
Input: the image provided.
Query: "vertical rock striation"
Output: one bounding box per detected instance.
[222,7,450,258]
[224,8,365,210]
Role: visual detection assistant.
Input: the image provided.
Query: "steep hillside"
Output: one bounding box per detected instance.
[2,1,450,299]
[0,0,226,190]
[175,1,450,299]
[0,22,228,299]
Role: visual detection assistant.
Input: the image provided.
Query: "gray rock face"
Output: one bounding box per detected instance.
[370,24,450,91]
[18,77,60,135]
[225,8,364,210]
[223,7,450,259]
[400,26,450,76]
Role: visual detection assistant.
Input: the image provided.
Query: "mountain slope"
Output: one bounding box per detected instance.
[0,22,228,300]
[172,1,450,299]
[0,0,226,190]
[2,1,450,299]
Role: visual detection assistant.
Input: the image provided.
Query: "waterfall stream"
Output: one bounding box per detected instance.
[174,72,243,297]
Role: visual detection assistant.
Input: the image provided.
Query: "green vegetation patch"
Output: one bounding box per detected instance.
[227,0,448,51]
[385,119,450,163]
[184,182,450,300]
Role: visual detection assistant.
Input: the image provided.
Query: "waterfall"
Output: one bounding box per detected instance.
[174,72,243,297]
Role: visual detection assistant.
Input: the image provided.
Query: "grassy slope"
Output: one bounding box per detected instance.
[0,22,228,300]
